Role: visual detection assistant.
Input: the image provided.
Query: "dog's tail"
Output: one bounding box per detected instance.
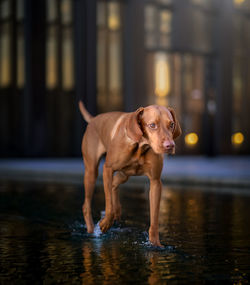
[78,101,93,123]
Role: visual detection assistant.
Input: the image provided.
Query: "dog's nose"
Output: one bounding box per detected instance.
[163,141,175,150]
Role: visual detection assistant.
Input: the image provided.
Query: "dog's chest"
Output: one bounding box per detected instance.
[121,156,144,176]
[120,145,149,176]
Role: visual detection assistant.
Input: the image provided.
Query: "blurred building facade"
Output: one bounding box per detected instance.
[0,0,249,157]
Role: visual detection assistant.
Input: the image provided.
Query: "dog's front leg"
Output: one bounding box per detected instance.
[149,179,163,247]
[100,163,115,232]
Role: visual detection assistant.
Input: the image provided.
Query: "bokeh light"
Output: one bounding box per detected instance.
[231,132,244,146]
[185,132,199,146]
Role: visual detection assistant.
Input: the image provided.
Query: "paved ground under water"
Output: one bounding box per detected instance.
[0,181,250,284]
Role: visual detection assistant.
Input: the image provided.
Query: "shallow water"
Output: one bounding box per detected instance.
[0,181,250,284]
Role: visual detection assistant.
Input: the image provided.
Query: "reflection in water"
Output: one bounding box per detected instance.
[0,182,250,283]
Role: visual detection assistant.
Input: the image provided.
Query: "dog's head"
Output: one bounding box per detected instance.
[126,105,181,154]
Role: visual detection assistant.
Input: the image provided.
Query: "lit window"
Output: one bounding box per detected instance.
[234,0,245,6]
[145,5,172,49]
[62,29,74,90]
[154,53,171,99]
[160,10,172,34]
[61,0,72,25]
[0,24,11,87]
[46,27,58,89]
[159,10,172,48]
[17,30,25,88]
[108,3,120,31]
[109,34,122,95]
[97,1,123,112]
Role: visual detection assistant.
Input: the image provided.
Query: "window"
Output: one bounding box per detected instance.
[154,52,171,106]
[46,0,57,89]
[17,0,25,88]
[144,2,173,109]
[234,0,250,11]
[144,4,172,49]
[144,2,173,107]
[97,1,123,112]
[0,0,11,87]
[61,0,74,90]
[0,0,25,88]
[46,0,74,91]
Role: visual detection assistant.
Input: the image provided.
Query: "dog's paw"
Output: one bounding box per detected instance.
[149,239,163,248]
[99,215,114,233]
[149,229,163,248]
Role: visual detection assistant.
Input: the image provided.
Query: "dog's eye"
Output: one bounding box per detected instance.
[169,122,175,130]
[148,123,157,129]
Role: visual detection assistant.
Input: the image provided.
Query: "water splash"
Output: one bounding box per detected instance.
[93,221,102,237]
[100,211,105,219]
[140,231,175,251]
[92,210,106,237]
[70,213,174,251]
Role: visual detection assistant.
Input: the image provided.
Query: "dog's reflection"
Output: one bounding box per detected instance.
[81,238,174,284]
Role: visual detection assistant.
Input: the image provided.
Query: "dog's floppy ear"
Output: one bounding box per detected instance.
[168,107,182,139]
[126,107,144,142]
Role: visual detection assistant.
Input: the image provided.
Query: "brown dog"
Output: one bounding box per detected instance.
[79,101,181,247]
